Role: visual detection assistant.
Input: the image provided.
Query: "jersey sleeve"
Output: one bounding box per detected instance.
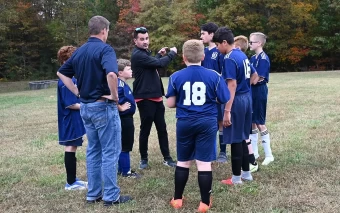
[257,59,269,79]
[118,83,125,105]
[165,75,176,98]
[216,75,230,104]
[222,58,237,80]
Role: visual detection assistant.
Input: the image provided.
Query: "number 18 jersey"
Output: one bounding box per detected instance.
[166,65,230,119]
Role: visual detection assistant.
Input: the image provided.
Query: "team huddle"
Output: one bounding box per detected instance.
[57,16,273,212]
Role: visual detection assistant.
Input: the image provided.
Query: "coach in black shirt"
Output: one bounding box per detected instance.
[131,27,177,170]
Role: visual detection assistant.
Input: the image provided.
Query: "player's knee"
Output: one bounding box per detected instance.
[257,125,267,132]
[196,160,211,171]
[177,161,191,168]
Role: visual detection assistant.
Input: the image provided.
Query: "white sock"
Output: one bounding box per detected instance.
[241,171,253,181]
[250,129,259,158]
[231,175,242,184]
[261,129,273,158]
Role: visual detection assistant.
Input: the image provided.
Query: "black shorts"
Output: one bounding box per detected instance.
[120,115,135,152]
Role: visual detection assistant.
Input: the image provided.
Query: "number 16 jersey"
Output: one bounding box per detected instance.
[166,65,230,119]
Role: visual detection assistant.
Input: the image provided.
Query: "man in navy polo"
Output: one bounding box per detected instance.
[57,15,131,206]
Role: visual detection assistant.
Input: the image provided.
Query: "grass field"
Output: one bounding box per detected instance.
[1,71,340,213]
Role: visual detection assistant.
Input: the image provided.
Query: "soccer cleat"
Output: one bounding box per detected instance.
[197,199,212,213]
[65,179,87,190]
[139,159,149,170]
[170,197,183,209]
[75,178,87,185]
[163,158,176,167]
[122,170,141,179]
[216,152,227,163]
[221,178,242,186]
[249,163,259,173]
[262,157,274,166]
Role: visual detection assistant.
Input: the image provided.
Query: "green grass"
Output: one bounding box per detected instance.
[0,71,340,212]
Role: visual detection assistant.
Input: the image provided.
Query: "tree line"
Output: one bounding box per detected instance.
[0,0,339,81]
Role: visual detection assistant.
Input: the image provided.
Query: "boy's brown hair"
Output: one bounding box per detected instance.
[250,32,267,47]
[182,39,204,63]
[57,46,77,64]
[234,35,249,52]
[117,59,131,71]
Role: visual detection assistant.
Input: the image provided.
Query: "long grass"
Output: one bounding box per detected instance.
[0,71,339,213]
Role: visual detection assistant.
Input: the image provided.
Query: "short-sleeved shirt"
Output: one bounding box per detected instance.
[250,52,270,85]
[57,77,86,142]
[166,65,230,119]
[118,78,136,116]
[202,47,223,74]
[222,48,251,95]
[58,37,118,103]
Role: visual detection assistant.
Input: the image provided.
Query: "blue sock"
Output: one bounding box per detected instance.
[219,134,226,153]
[119,152,131,175]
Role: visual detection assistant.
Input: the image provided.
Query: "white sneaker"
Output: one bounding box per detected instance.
[262,157,274,166]
[65,179,87,190]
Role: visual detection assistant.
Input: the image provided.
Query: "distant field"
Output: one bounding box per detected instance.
[0,71,339,212]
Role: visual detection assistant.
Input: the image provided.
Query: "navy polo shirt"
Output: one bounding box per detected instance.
[58,37,118,103]
[118,78,136,116]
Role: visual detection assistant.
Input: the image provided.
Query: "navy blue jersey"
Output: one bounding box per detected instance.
[166,65,230,119]
[222,48,251,95]
[250,52,270,85]
[57,77,86,142]
[202,47,222,74]
[118,78,136,116]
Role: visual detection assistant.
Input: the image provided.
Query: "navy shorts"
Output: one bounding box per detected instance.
[222,93,252,144]
[59,137,83,146]
[176,117,217,162]
[252,84,268,125]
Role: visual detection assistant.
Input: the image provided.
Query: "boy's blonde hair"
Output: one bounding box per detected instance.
[234,35,249,52]
[250,32,267,46]
[182,39,204,63]
[57,46,77,64]
[117,59,131,71]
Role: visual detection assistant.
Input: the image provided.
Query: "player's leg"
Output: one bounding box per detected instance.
[216,104,227,163]
[64,143,87,190]
[154,101,175,167]
[250,86,260,159]
[257,84,274,165]
[242,96,254,179]
[137,100,156,169]
[170,119,195,209]
[119,116,139,178]
[195,118,216,212]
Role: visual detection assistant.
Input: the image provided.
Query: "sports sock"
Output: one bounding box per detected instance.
[198,171,212,206]
[119,152,131,175]
[261,129,273,158]
[231,143,243,176]
[231,175,242,184]
[246,140,256,165]
[241,140,250,172]
[241,171,253,181]
[65,151,76,185]
[174,166,189,200]
[219,131,226,153]
[250,129,259,158]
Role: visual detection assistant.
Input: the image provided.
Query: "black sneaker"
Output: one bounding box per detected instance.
[122,170,141,179]
[163,157,176,167]
[103,195,132,206]
[86,196,102,204]
[139,159,148,170]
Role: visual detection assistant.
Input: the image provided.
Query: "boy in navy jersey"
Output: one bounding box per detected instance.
[166,40,230,212]
[200,22,227,163]
[213,27,253,185]
[57,46,87,190]
[117,59,139,178]
[234,35,259,172]
[249,32,274,166]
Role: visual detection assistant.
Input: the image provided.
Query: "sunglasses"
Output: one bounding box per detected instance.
[249,41,259,45]
[135,27,148,33]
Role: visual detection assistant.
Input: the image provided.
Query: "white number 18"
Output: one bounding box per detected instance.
[183,82,206,106]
